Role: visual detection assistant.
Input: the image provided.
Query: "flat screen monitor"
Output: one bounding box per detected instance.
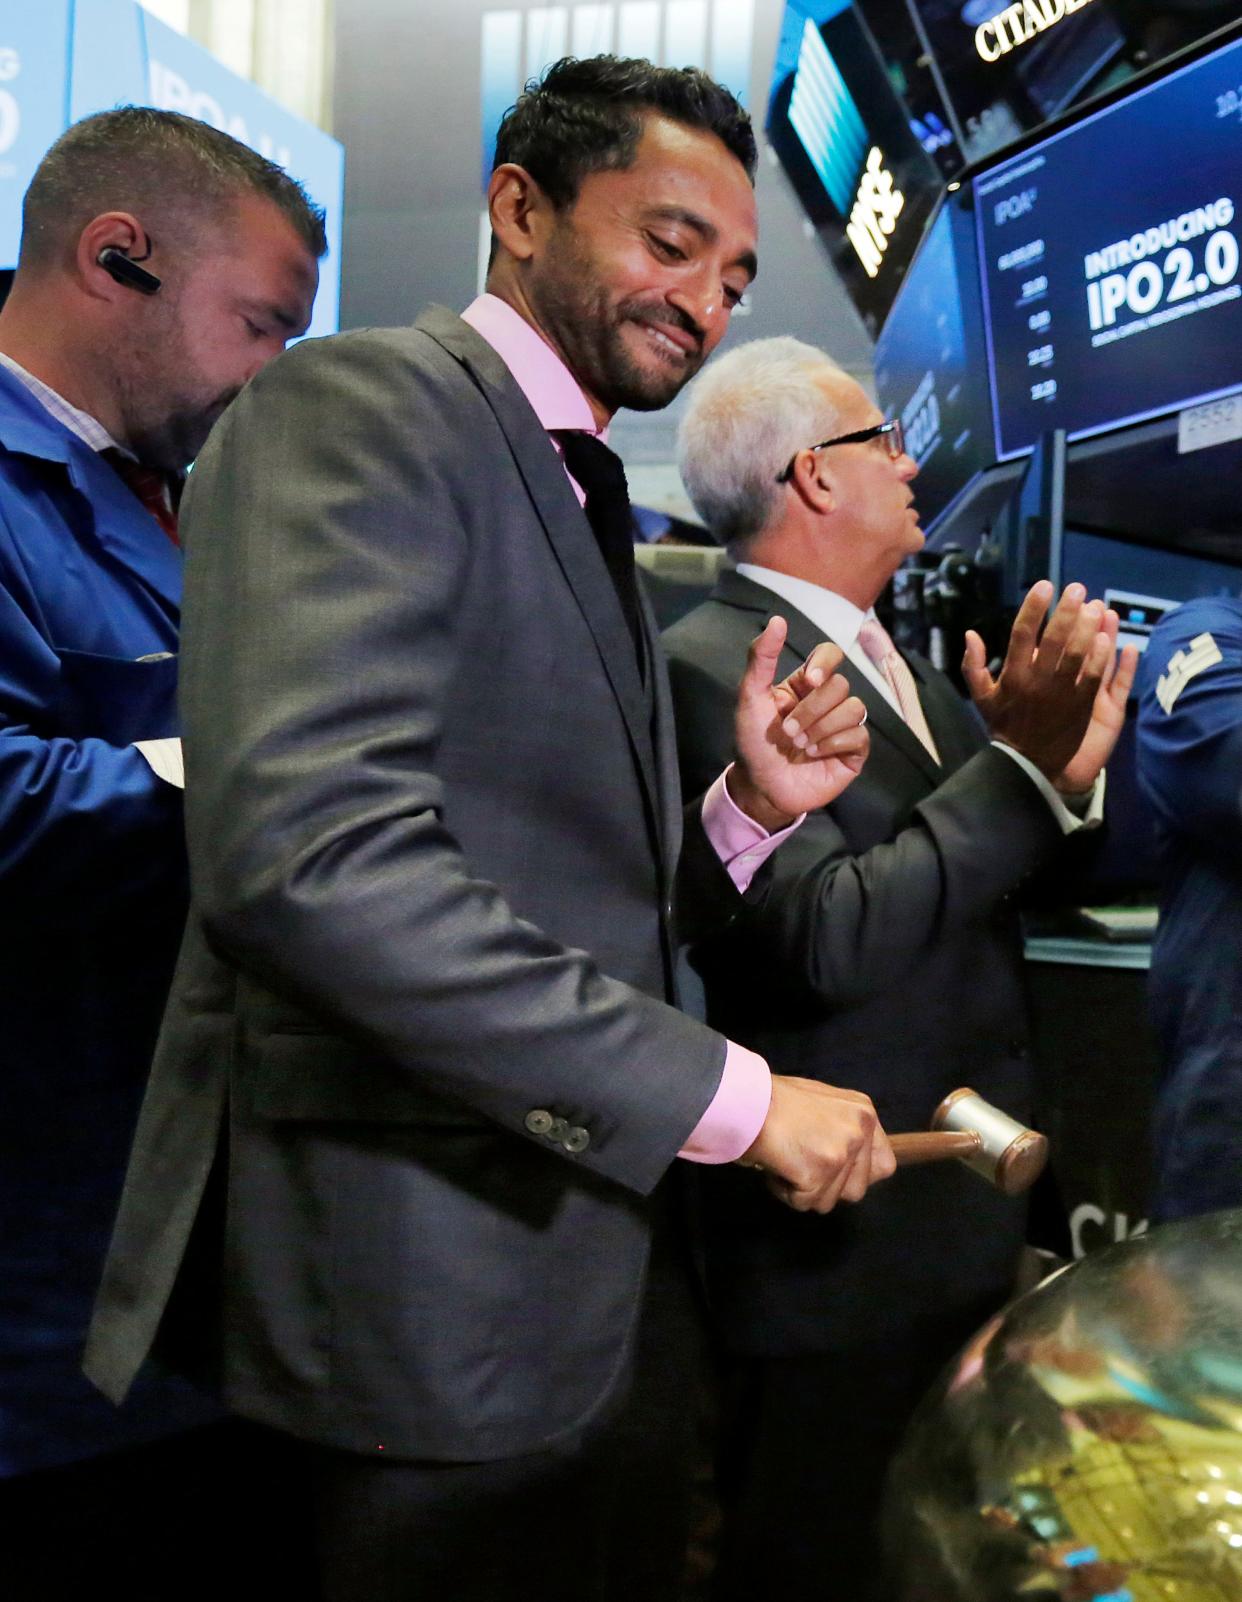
[859,2,1237,174]
[974,25,1242,459]
[1057,529,1242,652]
[766,0,942,336]
[873,197,995,529]
[848,0,968,178]
[902,0,1129,163]
[995,427,1065,604]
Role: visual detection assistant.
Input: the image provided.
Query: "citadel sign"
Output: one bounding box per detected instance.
[975,0,1099,64]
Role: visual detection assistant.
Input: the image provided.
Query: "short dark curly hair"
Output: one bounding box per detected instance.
[20,106,327,269]
[493,55,756,207]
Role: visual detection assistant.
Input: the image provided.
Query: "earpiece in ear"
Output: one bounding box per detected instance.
[97,247,162,296]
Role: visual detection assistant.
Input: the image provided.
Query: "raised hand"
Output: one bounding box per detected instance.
[962,582,1114,781]
[739,1075,895,1214]
[1054,608,1139,795]
[729,616,870,831]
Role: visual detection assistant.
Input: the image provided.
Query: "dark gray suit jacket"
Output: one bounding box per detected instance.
[85,309,740,1460]
[664,570,1071,1356]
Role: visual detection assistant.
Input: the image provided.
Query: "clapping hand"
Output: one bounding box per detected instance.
[728,617,870,831]
[963,582,1135,791]
[1050,607,1138,795]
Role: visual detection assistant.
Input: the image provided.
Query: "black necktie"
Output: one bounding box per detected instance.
[554,430,643,668]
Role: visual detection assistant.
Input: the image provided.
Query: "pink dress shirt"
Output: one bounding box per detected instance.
[461,294,781,1161]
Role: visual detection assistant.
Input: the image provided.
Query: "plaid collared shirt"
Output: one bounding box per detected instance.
[0,351,128,455]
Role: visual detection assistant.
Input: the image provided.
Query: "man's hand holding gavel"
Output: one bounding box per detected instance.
[741,1076,896,1213]
[739,1082,1047,1213]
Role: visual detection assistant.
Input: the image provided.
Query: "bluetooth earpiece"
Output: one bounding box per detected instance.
[97,245,162,296]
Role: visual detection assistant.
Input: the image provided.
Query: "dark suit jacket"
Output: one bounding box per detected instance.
[664,570,1071,1356]
[85,309,742,1461]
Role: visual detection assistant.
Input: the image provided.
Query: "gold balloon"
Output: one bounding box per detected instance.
[887,1210,1242,1602]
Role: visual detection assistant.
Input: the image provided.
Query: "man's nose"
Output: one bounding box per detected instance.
[247,341,285,382]
[667,264,722,341]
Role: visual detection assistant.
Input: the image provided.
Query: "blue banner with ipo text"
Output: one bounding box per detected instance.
[1,2,343,340]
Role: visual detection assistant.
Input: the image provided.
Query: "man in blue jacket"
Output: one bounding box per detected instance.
[1136,596,1242,1222]
[0,107,322,1593]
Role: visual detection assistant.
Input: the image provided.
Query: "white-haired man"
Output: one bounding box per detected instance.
[663,335,1136,1600]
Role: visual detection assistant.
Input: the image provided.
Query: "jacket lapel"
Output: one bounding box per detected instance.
[638,580,683,889]
[712,569,944,788]
[415,308,663,838]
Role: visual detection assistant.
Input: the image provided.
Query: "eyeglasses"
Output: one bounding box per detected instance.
[776,418,906,483]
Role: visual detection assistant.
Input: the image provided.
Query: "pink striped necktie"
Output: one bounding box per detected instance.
[857,618,940,764]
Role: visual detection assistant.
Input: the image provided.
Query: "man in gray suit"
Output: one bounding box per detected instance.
[86,62,894,1601]
[663,336,1137,1600]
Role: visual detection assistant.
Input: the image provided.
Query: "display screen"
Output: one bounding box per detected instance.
[904,0,1128,163]
[857,1,1239,178]
[1059,529,1242,652]
[849,0,967,178]
[873,199,994,527]
[767,0,942,335]
[975,31,1242,458]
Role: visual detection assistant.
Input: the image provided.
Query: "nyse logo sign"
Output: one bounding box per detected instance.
[0,47,20,160]
[149,61,292,170]
[846,147,904,280]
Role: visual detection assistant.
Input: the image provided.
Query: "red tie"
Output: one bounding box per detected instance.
[102,449,180,545]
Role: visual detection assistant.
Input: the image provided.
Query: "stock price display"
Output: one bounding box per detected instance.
[975,34,1242,458]
[873,202,992,526]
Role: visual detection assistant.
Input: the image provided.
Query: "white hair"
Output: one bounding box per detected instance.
[677,336,849,550]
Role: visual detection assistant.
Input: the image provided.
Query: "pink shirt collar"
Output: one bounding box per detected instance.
[461,293,608,442]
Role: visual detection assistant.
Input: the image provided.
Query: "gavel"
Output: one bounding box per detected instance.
[890,1088,1048,1197]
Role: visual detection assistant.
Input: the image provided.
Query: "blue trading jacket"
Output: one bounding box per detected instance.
[1136,596,1242,1224]
[0,364,215,1472]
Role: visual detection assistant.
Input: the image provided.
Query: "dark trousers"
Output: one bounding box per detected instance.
[709,1334,967,1602]
[0,1419,317,1602]
[307,1224,705,1602]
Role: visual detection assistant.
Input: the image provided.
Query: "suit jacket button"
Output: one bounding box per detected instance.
[563,1126,590,1153]
[549,1116,568,1141]
[525,1109,555,1136]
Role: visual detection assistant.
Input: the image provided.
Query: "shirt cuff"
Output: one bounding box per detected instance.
[678,1040,773,1164]
[701,764,805,894]
[133,737,185,789]
[991,742,1104,834]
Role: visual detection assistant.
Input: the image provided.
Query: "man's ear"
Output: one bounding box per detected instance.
[76,212,152,302]
[787,449,836,516]
[487,163,553,264]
